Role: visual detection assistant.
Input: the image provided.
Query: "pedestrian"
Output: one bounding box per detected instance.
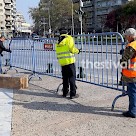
[55,28,80,99]
[0,35,12,73]
[120,28,136,118]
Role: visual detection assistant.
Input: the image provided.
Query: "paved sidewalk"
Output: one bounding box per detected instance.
[10,73,136,136]
[0,89,13,136]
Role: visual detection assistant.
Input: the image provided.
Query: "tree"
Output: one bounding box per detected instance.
[29,0,79,35]
[105,0,136,32]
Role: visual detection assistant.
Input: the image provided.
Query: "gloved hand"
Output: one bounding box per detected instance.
[8,49,12,53]
[78,49,82,54]
[0,54,3,57]
[120,49,124,55]
[120,59,123,64]
[5,49,12,53]
[120,59,126,67]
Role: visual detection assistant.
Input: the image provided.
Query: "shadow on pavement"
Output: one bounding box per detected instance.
[12,83,124,118]
[13,100,123,118]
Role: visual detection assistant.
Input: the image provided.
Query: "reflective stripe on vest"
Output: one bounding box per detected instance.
[56,51,71,55]
[57,55,74,60]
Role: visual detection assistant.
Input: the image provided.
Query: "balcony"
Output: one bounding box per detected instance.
[5,5,12,9]
[4,0,11,4]
[0,15,4,20]
[6,22,12,26]
[5,17,12,21]
[5,10,11,15]
[0,23,5,28]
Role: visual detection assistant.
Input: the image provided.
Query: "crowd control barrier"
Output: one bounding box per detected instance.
[1,33,127,110]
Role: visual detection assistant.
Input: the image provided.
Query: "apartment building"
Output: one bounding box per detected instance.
[14,12,31,37]
[0,0,16,38]
[73,0,133,32]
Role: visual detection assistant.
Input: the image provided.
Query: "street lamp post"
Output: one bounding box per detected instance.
[43,22,46,36]
[79,0,84,35]
[71,0,74,35]
[75,0,84,35]
[43,1,52,37]
[41,18,47,37]
[48,1,52,36]
[75,0,84,49]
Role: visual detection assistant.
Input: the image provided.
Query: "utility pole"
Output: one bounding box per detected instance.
[75,0,84,49]
[48,1,52,36]
[75,0,84,35]
[41,18,47,37]
[71,0,74,35]
[79,0,84,35]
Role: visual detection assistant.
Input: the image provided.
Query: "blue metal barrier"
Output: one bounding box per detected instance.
[1,33,127,110]
[73,32,124,90]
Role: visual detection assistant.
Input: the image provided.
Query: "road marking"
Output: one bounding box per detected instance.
[0,89,13,136]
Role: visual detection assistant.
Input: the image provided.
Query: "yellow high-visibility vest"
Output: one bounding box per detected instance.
[56,34,79,66]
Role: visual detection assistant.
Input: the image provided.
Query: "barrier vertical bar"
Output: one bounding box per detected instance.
[84,36,87,81]
[105,35,109,86]
[110,34,114,88]
[92,35,95,83]
[28,40,42,82]
[96,35,99,84]
[88,35,91,83]
[116,35,119,89]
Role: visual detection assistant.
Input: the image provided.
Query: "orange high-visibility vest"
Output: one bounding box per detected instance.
[122,41,136,78]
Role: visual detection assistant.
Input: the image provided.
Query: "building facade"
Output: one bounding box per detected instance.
[0,0,16,38]
[73,0,134,32]
[14,12,31,37]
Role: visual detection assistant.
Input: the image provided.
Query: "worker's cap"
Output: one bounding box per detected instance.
[123,28,136,37]
[59,27,68,34]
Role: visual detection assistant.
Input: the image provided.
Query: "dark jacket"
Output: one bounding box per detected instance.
[0,40,11,55]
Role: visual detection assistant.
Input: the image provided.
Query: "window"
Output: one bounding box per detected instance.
[0,21,3,24]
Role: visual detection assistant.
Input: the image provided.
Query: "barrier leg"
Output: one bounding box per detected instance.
[111,91,128,111]
[77,66,86,78]
[4,53,18,74]
[28,72,42,82]
[56,83,63,93]
[4,65,18,74]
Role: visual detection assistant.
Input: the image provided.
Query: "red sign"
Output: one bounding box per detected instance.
[44,43,53,50]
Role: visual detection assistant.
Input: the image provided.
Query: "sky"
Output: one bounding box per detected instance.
[16,0,40,25]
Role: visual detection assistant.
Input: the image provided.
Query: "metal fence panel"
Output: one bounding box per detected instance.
[1,33,124,91]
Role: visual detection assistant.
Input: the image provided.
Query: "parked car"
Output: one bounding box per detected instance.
[33,35,40,40]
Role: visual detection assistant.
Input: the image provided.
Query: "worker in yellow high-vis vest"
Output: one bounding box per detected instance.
[56,28,80,99]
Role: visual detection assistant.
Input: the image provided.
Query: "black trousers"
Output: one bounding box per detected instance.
[62,63,76,97]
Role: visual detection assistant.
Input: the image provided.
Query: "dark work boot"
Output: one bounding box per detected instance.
[122,111,136,118]
[70,94,79,99]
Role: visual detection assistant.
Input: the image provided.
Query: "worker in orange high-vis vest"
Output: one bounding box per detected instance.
[56,28,81,99]
[120,28,136,118]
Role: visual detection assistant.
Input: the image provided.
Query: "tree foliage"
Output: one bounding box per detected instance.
[105,0,136,32]
[29,0,79,34]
